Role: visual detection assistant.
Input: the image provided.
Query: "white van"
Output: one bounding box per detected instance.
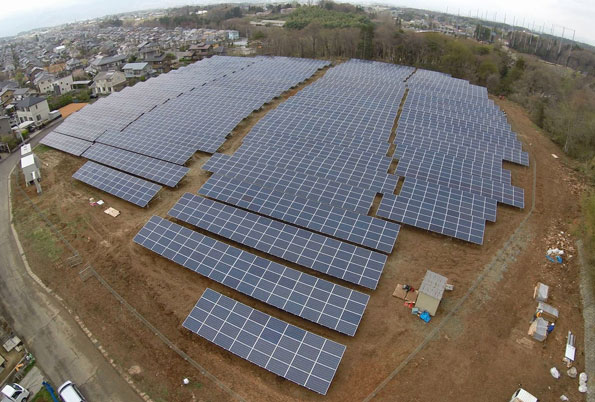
[57,381,86,402]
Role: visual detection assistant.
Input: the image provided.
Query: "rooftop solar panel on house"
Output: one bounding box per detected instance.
[183,288,345,395]
[169,194,387,289]
[72,161,162,207]
[199,173,401,254]
[40,131,92,156]
[82,143,189,187]
[134,216,369,336]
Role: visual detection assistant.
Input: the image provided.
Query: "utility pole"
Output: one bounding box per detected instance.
[558,26,565,54]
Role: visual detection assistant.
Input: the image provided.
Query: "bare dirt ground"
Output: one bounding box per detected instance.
[10,89,590,402]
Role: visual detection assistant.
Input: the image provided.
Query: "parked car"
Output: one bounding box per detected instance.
[57,381,86,402]
[1,383,30,402]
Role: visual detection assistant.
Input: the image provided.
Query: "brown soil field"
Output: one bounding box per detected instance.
[11,84,590,401]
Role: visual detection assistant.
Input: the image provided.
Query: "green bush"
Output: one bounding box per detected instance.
[1,135,19,150]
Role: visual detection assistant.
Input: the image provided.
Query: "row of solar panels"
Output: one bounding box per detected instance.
[41,56,330,207]
[382,68,527,243]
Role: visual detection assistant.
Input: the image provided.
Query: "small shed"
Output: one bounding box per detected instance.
[21,154,41,184]
[415,270,447,316]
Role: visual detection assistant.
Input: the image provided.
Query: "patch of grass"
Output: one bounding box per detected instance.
[31,387,53,402]
[22,225,63,262]
[33,144,52,154]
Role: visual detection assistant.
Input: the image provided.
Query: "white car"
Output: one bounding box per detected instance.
[1,383,30,402]
[57,381,86,402]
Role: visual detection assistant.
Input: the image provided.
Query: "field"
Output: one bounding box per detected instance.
[11,82,589,401]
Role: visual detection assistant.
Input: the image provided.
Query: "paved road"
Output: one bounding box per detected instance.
[0,127,142,402]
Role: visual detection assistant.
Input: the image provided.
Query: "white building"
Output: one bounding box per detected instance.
[52,75,73,95]
[15,97,50,127]
[34,72,73,95]
[34,72,55,94]
[226,30,240,40]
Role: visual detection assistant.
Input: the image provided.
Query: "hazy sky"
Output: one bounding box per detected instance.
[1,0,594,45]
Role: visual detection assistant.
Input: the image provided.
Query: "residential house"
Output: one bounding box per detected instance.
[226,30,240,40]
[34,72,73,95]
[0,89,15,107]
[12,88,34,102]
[66,58,83,71]
[122,62,152,79]
[145,53,168,74]
[0,81,18,91]
[34,72,55,94]
[52,75,74,95]
[189,43,213,60]
[91,70,126,95]
[15,96,50,127]
[138,42,161,60]
[174,51,194,64]
[88,54,127,74]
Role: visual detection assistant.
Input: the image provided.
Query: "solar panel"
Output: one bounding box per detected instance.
[396,158,524,208]
[244,129,390,155]
[40,131,92,156]
[134,216,369,336]
[82,143,189,187]
[72,161,162,207]
[393,144,511,184]
[235,141,392,173]
[169,193,387,289]
[96,129,210,165]
[183,288,345,395]
[396,177,498,222]
[204,151,398,195]
[377,190,486,245]
[199,173,401,254]
[202,153,376,215]
[54,120,107,142]
[395,128,529,166]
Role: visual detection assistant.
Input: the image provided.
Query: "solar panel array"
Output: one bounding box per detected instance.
[82,143,189,187]
[169,193,387,289]
[134,216,369,336]
[124,59,530,394]
[184,288,345,395]
[72,161,162,207]
[97,57,330,163]
[202,153,376,215]
[369,68,529,242]
[42,56,328,206]
[199,173,400,254]
[40,131,92,156]
[377,177,496,244]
